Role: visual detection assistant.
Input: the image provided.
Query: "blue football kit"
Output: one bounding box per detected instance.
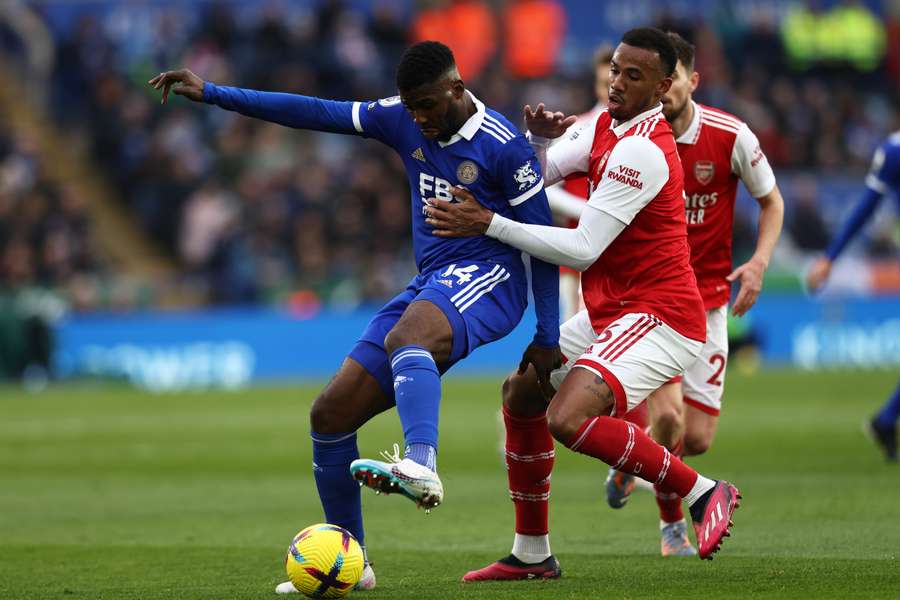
[202,82,560,551]
[824,131,900,451]
[203,84,559,389]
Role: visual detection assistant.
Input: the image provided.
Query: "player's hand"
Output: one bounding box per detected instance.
[425,187,494,237]
[524,103,577,139]
[805,256,833,293]
[726,256,766,317]
[518,342,563,400]
[148,69,205,104]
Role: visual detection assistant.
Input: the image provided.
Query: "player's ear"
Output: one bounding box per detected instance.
[449,77,465,99]
[690,71,700,93]
[657,76,673,96]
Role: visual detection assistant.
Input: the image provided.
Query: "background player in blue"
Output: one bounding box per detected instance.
[149,41,561,591]
[807,131,900,462]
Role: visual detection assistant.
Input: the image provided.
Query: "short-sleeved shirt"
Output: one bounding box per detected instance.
[547,104,706,342]
[865,131,900,197]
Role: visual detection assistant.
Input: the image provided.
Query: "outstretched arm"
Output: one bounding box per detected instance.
[807,140,895,292]
[426,135,666,271]
[807,186,885,291]
[484,201,626,271]
[546,184,588,220]
[149,68,392,138]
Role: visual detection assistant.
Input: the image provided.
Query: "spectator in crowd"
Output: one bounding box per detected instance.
[0,0,895,311]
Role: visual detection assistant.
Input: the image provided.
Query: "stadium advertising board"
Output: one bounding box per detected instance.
[53,295,900,390]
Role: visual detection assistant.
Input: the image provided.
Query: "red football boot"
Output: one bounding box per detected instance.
[689,480,741,560]
[462,555,561,582]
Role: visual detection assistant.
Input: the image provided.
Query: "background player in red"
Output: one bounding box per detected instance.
[604,32,784,556]
[426,28,742,579]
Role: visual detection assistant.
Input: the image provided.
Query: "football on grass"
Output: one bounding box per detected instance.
[285,524,364,598]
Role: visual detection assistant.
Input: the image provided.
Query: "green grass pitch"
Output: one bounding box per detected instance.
[1,368,898,599]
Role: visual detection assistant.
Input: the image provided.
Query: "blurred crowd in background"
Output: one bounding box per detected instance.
[1,0,898,313]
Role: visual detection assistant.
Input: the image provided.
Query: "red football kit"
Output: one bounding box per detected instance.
[578,106,706,342]
[677,102,776,309]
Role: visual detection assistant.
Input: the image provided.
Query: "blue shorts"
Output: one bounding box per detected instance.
[349,260,527,399]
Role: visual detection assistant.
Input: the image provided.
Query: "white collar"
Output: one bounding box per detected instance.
[610,103,663,138]
[675,100,701,145]
[438,90,485,147]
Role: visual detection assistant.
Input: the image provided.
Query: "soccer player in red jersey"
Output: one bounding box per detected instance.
[603,32,784,556]
[426,28,741,579]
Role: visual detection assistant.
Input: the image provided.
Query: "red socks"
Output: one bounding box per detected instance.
[568,416,698,497]
[503,406,555,536]
[654,437,684,522]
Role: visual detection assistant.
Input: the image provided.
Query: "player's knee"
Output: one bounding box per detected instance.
[546,402,580,445]
[309,391,349,434]
[652,405,684,437]
[383,326,412,356]
[502,370,547,417]
[683,431,712,456]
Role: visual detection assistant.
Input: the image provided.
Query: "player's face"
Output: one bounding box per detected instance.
[595,61,611,106]
[607,43,672,121]
[661,60,698,122]
[400,77,466,141]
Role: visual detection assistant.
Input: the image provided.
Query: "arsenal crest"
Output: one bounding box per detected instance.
[694,160,715,185]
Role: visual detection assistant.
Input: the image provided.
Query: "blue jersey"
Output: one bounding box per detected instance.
[351,93,546,274]
[202,83,559,346]
[826,131,900,261]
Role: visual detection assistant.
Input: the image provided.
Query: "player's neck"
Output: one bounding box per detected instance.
[670,99,695,139]
[459,92,477,125]
[446,92,477,138]
[613,101,661,127]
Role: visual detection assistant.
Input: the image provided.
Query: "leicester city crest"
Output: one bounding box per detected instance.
[457,160,479,184]
[694,160,715,185]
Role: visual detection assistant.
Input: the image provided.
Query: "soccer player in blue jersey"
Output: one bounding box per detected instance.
[807,131,900,462]
[150,41,561,592]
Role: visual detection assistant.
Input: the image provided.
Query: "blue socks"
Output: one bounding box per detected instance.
[309,345,439,561]
[390,345,441,470]
[405,443,437,471]
[311,431,365,552]
[875,381,900,429]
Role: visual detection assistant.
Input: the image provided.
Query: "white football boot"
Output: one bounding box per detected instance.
[349,444,444,511]
[275,563,376,594]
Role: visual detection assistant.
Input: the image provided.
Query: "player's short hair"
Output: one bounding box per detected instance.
[593,46,614,68]
[666,31,696,72]
[396,41,457,92]
[620,27,677,77]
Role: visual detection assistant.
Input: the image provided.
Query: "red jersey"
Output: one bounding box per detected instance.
[676,102,776,309]
[545,105,706,342]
